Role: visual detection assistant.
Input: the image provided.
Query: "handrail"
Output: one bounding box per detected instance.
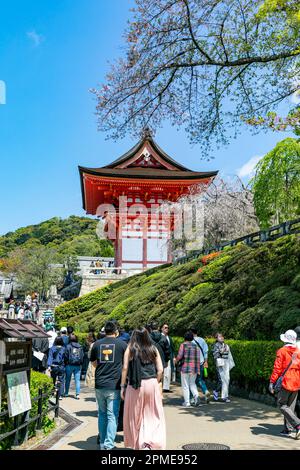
[174,217,300,265]
[84,267,147,276]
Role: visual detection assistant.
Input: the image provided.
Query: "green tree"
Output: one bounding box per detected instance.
[258,0,300,26]
[251,138,300,227]
[244,1,300,133]
[2,246,64,300]
[0,216,114,259]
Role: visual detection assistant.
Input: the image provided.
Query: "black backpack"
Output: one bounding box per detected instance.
[68,344,83,365]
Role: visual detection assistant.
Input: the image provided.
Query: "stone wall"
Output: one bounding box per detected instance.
[79,274,127,296]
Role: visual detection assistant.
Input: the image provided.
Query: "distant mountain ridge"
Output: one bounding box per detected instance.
[0,216,114,258]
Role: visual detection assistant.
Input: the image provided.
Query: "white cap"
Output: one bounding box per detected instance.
[280,330,297,345]
[60,327,67,333]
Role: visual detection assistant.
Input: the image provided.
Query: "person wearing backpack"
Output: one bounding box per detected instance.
[191,327,210,403]
[48,337,66,399]
[65,334,84,399]
[269,329,300,439]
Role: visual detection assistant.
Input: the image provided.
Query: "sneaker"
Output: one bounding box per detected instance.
[181,402,191,407]
[163,389,173,393]
[222,398,231,403]
[295,427,300,440]
[279,429,292,437]
[193,396,201,407]
[75,395,80,400]
[213,390,219,401]
[204,391,210,404]
[59,396,63,401]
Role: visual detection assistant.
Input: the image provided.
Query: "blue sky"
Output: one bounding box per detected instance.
[0,0,294,235]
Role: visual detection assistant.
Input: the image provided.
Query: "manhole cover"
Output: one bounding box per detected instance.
[182,443,230,450]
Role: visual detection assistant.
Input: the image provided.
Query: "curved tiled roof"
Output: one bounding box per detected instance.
[78,132,218,211]
[103,135,191,171]
[79,166,218,180]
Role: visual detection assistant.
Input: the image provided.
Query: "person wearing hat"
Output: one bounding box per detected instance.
[269,329,300,439]
[295,326,300,420]
[60,327,69,347]
[295,326,300,351]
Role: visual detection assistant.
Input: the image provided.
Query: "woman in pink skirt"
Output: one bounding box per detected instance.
[120,327,166,450]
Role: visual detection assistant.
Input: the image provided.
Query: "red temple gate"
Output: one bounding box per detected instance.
[79,130,217,270]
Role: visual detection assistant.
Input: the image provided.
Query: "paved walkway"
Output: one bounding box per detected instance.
[51,384,300,450]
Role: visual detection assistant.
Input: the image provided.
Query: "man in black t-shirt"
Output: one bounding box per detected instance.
[149,321,170,368]
[90,321,127,450]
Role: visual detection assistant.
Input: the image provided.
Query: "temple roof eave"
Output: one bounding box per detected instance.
[78,166,218,181]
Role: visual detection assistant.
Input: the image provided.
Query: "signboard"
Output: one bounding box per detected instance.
[3,342,30,373]
[7,371,32,417]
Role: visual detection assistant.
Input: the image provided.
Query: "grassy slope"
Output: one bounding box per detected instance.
[55,235,300,340]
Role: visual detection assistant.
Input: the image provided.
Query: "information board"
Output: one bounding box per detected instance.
[7,371,32,417]
[4,342,30,373]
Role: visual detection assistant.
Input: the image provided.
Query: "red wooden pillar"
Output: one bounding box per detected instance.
[142,213,148,268]
[114,214,122,268]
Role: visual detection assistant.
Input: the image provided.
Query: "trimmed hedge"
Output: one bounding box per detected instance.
[172,337,281,394]
[55,235,300,340]
[0,371,55,450]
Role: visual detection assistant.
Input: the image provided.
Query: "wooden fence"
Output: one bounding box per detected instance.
[0,388,59,448]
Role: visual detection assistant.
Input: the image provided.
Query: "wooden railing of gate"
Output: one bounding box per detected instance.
[174,217,300,265]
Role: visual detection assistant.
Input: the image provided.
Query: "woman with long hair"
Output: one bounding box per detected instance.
[212,332,235,403]
[120,327,166,450]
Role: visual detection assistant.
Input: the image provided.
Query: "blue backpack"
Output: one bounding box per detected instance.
[51,346,65,366]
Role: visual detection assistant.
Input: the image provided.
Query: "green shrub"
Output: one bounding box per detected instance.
[0,371,55,450]
[29,371,55,437]
[172,337,281,394]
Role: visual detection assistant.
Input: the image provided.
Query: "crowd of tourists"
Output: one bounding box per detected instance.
[89,260,114,274]
[6,293,40,321]
[27,316,300,449]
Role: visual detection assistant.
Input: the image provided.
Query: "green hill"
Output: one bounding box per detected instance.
[55,234,300,340]
[0,216,114,258]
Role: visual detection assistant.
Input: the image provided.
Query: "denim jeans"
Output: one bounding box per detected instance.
[65,365,81,396]
[51,366,65,397]
[196,364,208,394]
[95,388,121,450]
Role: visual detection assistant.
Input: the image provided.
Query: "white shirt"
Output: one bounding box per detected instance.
[48,331,57,348]
[162,333,170,345]
[17,307,24,320]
